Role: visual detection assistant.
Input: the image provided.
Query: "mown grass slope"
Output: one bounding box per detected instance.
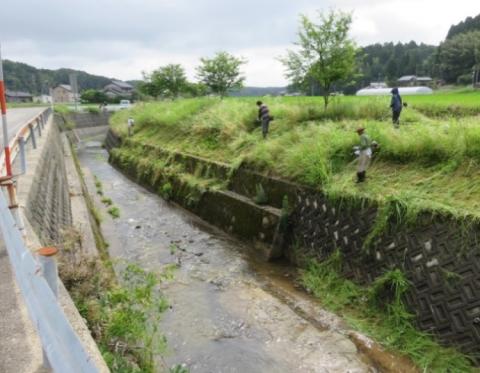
[111,90,480,219]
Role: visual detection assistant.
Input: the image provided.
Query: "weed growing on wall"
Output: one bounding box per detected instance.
[107,206,121,219]
[254,183,268,205]
[302,250,474,372]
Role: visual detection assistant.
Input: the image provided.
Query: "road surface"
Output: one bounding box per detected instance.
[0,107,46,149]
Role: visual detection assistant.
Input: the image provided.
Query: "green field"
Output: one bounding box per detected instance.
[111,90,480,220]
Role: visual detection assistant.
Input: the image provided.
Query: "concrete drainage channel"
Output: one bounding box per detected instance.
[76,135,378,372]
[66,119,421,372]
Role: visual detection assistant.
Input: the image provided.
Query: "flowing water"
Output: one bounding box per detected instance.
[77,139,375,373]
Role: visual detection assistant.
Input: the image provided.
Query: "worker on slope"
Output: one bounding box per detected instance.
[390,87,403,128]
[256,101,271,139]
[127,117,135,137]
[356,127,372,183]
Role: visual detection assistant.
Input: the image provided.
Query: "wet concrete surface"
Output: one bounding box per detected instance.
[77,141,375,373]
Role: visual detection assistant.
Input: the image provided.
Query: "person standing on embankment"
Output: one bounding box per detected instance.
[356,127,372,183]
[257,100,271,139]
[390,87,403,128]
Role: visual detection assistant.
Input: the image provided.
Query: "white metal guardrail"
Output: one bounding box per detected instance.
[0,189,99,372]
[0,107,51,175]
[0,109,100,372]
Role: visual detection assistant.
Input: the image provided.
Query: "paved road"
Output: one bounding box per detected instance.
[0,107,46,149]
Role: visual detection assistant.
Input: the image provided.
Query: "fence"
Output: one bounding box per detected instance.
[0,108,51,176]
[0,108,100,372]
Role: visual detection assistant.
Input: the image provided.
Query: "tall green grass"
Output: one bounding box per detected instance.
[302,251,474,372]
[110,94,480,217]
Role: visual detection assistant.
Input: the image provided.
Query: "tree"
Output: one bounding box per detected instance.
[80,89,107,103]
[141,64,188,99]
[184,82,208,97]
[196,52,246,98]
[280,10,358,109]
[437,31,480,84]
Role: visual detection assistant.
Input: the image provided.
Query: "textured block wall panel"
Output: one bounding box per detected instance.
[291,190,480,359]
[26,125,72,244]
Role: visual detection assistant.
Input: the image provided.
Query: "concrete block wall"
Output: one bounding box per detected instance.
[291,191,480,360]
[20,123,72,244]
[69,112,111,128]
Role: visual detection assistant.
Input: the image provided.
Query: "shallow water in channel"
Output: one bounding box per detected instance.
[77,140,374,373]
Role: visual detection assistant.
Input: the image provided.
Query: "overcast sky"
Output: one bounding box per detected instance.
[1,1,478,86]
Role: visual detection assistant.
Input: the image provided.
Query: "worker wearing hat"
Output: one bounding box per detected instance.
[356,127,371,183]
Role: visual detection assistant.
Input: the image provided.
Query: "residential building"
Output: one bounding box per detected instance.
[368,82,388,89]
[51,84,75,103]
[103,80,134,99]
[5,90,33,103]
[397,75,433,87]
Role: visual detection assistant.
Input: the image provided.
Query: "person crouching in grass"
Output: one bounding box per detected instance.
[356,127,372,183]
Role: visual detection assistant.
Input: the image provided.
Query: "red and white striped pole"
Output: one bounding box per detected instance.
[0,44,12,177]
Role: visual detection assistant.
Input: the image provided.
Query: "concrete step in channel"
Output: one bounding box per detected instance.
[198,189,283,259]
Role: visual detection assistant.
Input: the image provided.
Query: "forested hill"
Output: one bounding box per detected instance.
[447,13,480,39]
[3,60,113,95]
[357,42,436,88]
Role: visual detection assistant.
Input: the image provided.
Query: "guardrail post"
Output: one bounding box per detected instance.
[37,246,59,370]
[40,113,45,129]
[0,176,26,237]
[18,136,26,174]
[37,119,42,137]
[29,124,37,149]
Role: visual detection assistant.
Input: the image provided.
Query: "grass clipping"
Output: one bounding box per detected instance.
[301,250,473,372]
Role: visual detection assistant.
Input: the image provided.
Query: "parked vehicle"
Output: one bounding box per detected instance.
[119,99,131,109]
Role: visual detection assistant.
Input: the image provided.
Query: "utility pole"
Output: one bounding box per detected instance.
[0,44,12,177]
[69,73,78,111]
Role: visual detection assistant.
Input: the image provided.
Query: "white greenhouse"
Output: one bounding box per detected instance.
[356,86,433,96]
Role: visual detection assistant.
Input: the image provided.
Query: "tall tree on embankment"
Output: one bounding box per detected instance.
[140,64,188,99]
[281,10,358,109]
[196,52,246,98]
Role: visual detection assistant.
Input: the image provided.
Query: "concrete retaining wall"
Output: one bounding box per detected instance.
[15,115,109,372]
[291,191,480,360]
[19,123,72,244]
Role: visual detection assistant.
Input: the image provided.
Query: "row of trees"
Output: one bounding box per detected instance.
[139,52,246,99]
[140,10,480,105]
[139,11,356,107]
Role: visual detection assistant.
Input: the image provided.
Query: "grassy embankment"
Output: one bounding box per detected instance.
[110,91,480,220]
[109,91,480,371]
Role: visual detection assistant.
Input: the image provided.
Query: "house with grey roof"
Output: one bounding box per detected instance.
[397,75,433,87]
[51,84,75,103]
[5,90,33,103]
[103,80,134,99]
